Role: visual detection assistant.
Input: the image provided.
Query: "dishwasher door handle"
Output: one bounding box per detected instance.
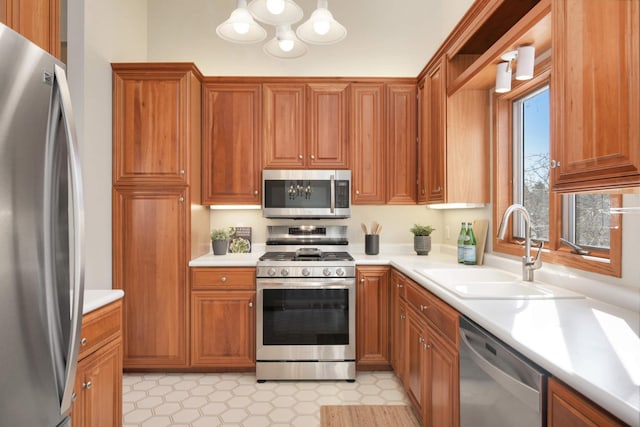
[460,330,541,413]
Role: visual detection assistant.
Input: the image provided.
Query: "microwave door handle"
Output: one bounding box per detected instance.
[330,174,335,213]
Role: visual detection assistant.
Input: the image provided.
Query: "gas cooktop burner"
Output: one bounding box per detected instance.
[259,251,354,262]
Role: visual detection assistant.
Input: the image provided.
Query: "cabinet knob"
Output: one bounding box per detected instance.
[220,276,227,283]
[400,314,405,320]
[72,392,77,402]
[550,159,561,168]
[81,338,87,346]
[355,190,360,195]
[83,381,92,390]
[299,154,303,159]
[179,169,185,175]
[249,301,253,308]
[360,278,365,284]
[396,283,403,288]
[310,154,315,160]
[178,196,184,203]
[419,337,424,343]
[436,186,442,192]
[424,343,431,350]
[254,190,259,196]
[420,304,429,311]
[421,188,426,195]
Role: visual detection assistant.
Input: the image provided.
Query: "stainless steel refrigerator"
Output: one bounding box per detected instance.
[0,23,85,427]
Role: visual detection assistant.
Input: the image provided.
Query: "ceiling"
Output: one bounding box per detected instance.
[146,0,475,77]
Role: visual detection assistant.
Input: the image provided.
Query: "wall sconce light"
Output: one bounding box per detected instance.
[495,45,536,93]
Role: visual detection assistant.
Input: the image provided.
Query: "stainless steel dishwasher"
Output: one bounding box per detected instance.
[460,316,548,427]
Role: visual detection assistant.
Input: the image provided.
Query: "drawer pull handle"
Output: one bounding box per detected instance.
[83,381,92,390]
[81,338,87,346]
[221,276,227,283]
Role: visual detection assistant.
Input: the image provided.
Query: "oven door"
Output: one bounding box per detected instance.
[256,278,355,361]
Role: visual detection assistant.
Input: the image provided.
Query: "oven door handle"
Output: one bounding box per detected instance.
[257,279,354,289]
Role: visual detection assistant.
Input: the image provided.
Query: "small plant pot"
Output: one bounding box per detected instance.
[212,239,228,255]
[414,235,431,255]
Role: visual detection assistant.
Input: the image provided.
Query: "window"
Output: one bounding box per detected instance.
[493,59,621,277]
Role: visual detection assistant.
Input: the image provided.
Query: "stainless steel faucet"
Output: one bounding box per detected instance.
[496,204,543,281]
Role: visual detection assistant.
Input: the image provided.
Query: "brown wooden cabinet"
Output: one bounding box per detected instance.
[551,0,640,192]
[201,83,262,204]
[263,82,349,169]
[112,63,209,370]
[386,83,417,204]
[356,266,391,370]
[190,268,256,369]
[548,377,626,427]
[351,83,387,204]
[112,187,190,368]
[1,0,60,58]
[71,300,123,427]
[401,274,460,427]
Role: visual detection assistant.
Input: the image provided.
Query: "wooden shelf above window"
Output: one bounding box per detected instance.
[446,0,551,95]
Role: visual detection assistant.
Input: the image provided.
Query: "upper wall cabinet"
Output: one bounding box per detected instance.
[201,83,262,204]
[113,64,202,186]
[386,84,417,204]
[351,83,386,204]
[263,82,349,169]
[1,0,60,58]
[551,0,640,192]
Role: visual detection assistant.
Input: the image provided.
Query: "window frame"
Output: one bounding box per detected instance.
[492,57,622,277]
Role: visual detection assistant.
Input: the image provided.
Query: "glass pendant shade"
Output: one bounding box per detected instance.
[296,0,346,45]
[264,25,307,58]
[249,0,303,25]
[495,61,512,93]
[216,0,266,43]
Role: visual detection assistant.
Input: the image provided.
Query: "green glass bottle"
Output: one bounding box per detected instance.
[463,222,477,265]
[457,222,467,263]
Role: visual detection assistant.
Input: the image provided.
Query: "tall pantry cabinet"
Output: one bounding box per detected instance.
[112,63,210,369]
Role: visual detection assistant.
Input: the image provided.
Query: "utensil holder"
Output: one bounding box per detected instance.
[365,234,379,255]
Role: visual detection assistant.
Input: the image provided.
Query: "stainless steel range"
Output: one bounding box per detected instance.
[256,225,356,381]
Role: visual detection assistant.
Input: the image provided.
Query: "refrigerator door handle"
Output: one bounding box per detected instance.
[44,64,85,416]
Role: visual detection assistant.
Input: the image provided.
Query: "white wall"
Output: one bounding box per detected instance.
[146,0,475,77]
[209,205,444,247]
[67,0,148,289]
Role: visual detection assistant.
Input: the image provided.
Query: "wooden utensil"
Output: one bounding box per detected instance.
[361,223,368,234]
[371,221,380,234]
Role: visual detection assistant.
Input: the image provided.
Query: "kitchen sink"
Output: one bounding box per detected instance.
[413,267,584,300]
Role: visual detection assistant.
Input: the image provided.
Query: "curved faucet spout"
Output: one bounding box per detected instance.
[496,203,542,281]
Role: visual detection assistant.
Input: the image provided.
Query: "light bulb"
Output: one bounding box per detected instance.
[233,22,250,34]
[313,19,330,35]
[278,38,294,52]
[266,0,285,15]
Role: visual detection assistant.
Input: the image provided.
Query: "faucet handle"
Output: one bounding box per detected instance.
[529,240,544,269]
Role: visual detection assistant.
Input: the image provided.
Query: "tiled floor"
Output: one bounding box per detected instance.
[123,371,411,427]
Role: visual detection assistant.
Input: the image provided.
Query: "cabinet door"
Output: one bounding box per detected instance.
[113,187,189,368]
[351,83,386,204]
[548,377,626,427]
[73,339,122,427]
[552,0,640,191]
[113,67,196,185]
[405,308,428,424]
[191,291,256,367]
[202,83,262,204]
[263,83,306,168]
[1,0,60,58]
[424,60,446,204]
[307,83,349,168]
[427,328,459,427]
[356,266,390,370]
[390,270,406,376]
[387,84,417,204]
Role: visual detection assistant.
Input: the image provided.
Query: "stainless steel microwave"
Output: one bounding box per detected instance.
[262,170,351,219]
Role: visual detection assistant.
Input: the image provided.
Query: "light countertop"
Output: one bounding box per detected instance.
[83,289,124,315]
[190,245,640,426]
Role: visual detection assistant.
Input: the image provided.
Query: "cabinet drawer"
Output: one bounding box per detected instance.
[406,281,458,346]
[79,300,122,360]
[191,267,256,290]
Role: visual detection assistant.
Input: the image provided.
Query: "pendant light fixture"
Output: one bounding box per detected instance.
[216,0,346,58]
[216,0,267,44]
[296,0,347,45]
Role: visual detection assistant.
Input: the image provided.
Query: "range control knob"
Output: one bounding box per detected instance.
[281,268,290,277]
[336,268,345,277]
[323,268,332,277]
[267,268,277,277]
[302,268,311,277]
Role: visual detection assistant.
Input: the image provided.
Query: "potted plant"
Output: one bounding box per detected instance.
[210,227,233,255]
[410,224,435,255]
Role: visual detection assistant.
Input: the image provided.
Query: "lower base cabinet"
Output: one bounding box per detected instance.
[548,377,626,426]
[71,300,123,427]
[190,268,256,369]
[356,266,391,370]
